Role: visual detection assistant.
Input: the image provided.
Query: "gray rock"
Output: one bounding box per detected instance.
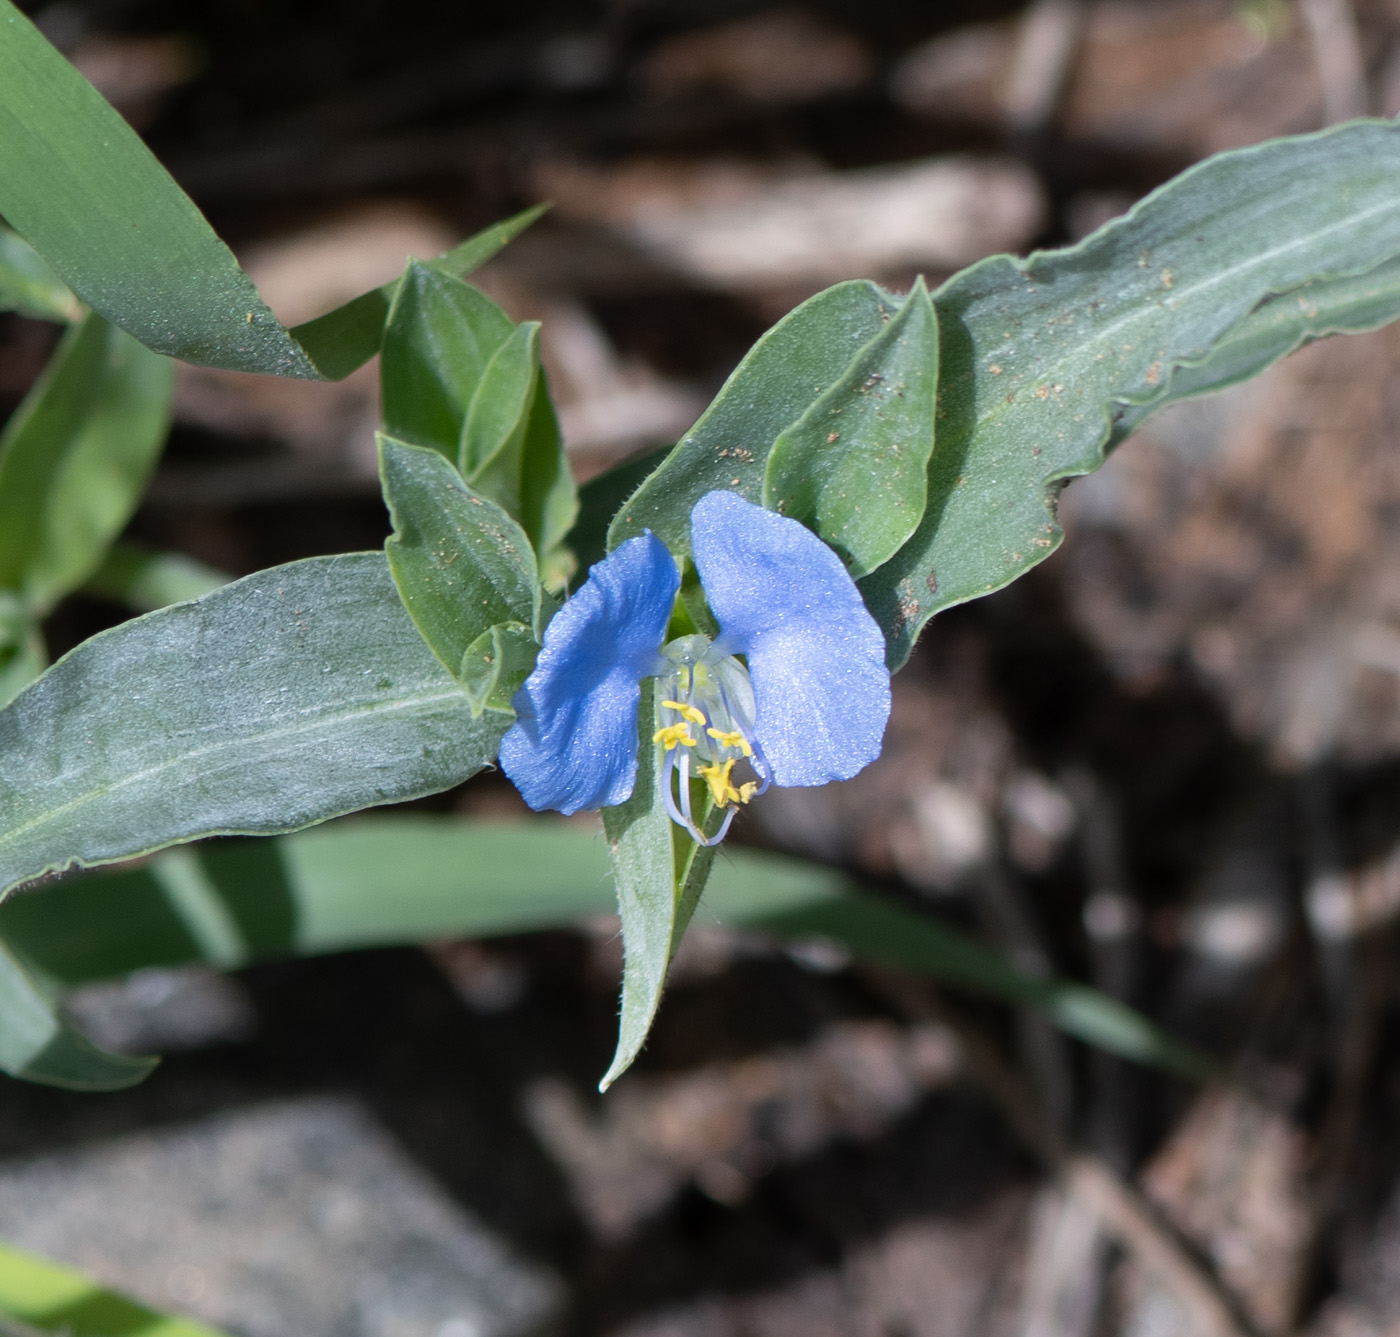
[63,966,257,1054]
[0,1096,562,1337]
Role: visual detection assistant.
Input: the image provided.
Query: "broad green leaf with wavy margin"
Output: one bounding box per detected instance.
[1108,249,1400,445]
[0,553,505,900]
[860,119,1400,667]
[0,0,539,378]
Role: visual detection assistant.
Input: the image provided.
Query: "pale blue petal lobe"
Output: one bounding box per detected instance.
[501,533,678,814]
[691,490,890,787]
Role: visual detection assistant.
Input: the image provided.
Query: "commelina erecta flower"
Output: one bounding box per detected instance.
[500,490,892,844]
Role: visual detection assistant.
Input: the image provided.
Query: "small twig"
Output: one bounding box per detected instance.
[863,971,1261,1337]
[1298,0,1369,123]
[1019,1184,1111,1337]
[973,850,1075,1139]
[1298,766,1351,1021]
[1005,0,1087,136]
[1068,768,1142,1173]
[1063,1157,1258,1337]
[1296,766,1388,1244]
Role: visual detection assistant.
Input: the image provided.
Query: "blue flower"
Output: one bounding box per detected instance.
[499,490,891,843]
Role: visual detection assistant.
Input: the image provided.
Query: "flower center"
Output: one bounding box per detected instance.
[652,634,769,845]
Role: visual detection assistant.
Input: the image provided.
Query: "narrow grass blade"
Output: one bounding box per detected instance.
[0,1241,227,1336]
[0,819,1212,1082]
[0,2,541,379]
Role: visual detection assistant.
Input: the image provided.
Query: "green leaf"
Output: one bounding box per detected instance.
[764,276,939,576]
[0,726,153,1087]
[516,369,578,585]
[380,262,515,456]
[859,118,1400,668]
[599,681,726,1089]
[83,542,230,613]
[0,641,43,711]
[0,552,505,900]
[0,821,624,984]
[0,313,108,591]
[0,0,540,379]
[713,864,1216,1082]
[458,324,580,573]
[459,621,537,716]
[0,598,43,709]
[9,320,172,615]
[380,436,541,685]
[0,936,154,1091]
[0,816,1212,1083]
[288,204,548,382]
[609,280,899,556]
[1109,249,1400,446]
[569,445,671,577]
[0,0,315,377]
[461,321,540,481]
[599,683,679,1090]
[0,226,77,322]
[0,1240,227,1335]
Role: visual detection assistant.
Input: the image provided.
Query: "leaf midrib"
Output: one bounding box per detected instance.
[0,682,473,861]
[961,184,1400,451]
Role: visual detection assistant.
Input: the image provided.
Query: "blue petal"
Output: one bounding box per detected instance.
[690,490,890,787]
[501,533,678,814]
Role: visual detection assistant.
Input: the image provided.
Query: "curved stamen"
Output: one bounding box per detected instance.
[715,677,772,796]
[662,743,687,831]
[678,749,694,829]
[655,633,765,844]
[747,737,774,795]
[660,741,737,845]
[699,806,737,846]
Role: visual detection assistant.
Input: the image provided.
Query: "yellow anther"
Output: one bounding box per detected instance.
[706,726,752,756]
[652,723,695,751]
[697,763,759,809]
[661,699,707,726]
[698,758,740,807]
